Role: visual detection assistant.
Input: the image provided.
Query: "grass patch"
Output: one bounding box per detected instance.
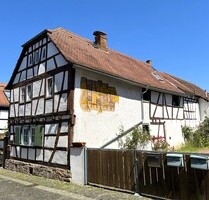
[175,143,209,153]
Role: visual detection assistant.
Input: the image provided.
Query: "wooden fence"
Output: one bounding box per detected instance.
[87,148,209,200]
[0,136,8,167]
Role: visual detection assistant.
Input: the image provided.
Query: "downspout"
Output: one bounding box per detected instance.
[141,86,149,121]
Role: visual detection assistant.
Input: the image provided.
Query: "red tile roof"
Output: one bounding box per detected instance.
[0,83,9,107]
[6,27,208,101]
[48,28,184,95]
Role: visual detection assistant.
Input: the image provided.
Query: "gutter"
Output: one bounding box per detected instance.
[73,64,186,97]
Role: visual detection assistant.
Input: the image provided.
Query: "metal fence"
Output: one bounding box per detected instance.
[87,148,209,200]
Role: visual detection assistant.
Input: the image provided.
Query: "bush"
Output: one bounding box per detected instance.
[152,139,170,151]
[118,127,151,150]
[181,117,209,148]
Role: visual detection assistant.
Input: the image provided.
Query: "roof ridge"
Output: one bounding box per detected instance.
[50,27,92,43]
[164,73,193,92]
[52,28,148,68]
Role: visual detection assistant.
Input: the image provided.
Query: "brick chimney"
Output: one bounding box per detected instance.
[93,31,107,51]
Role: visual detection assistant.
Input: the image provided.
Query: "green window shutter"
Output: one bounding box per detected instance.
[35,125,43,146]
[14,127,20,145]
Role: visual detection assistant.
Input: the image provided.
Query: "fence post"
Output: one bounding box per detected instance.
[84,147,88,185]
[134,150,140,196]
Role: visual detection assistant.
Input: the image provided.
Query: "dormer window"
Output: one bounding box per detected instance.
[46,77,53,97]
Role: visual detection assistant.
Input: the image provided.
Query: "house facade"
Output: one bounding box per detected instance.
[5,28,209,181]
[0,83,9,134]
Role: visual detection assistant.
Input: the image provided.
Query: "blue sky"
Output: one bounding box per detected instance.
[1,1,209,91]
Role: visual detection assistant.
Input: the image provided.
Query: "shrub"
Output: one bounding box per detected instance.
[118,126,151,150]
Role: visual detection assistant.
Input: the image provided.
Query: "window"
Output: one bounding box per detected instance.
[35,50,39,64]
[142,89,151,101]
[23,127,29,145]
[41,47,46,60]
[29,54,33,66]
[172,95,181,107]
[19,126,43,146]
[20,87,25,102]
[142,124,150,134]
[46,77,53,97]
[26,84,32,101]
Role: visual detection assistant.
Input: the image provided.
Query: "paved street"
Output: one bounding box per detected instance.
[0,175,90,200]
[0,172,150,200]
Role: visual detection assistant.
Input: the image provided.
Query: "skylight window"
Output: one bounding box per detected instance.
[152,72,164,81]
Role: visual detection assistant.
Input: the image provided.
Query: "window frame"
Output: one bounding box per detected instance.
[22,127,29,145]
[20,86,26,103]
[46,77,53,98]
[172,95,181,107]
[26,84,32,102]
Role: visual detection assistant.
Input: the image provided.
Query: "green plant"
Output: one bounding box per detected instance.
[182,126,193,142]
[118,126,151,150]
[180,117,209,149]
[153,139,169,151]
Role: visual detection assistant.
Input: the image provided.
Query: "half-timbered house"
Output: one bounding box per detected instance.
[0,83,9,134]
[5,28,209,182]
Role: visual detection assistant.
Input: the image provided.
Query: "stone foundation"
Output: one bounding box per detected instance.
[5,159,71,182]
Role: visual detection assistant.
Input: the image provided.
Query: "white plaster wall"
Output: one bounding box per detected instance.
[45,99,53,114]
[143,102,150,123]
[55,54,68,67]
[70,147,86,185]
[47,42,59,58]
[0,110,8,119]
[25,103,31,116]
[38,63,46,75]
[21,148,27,159]
[54,72,64,92]
[19,56,27,71]
[73,68,142,149]
[45,124,58,134]
[11,146,17,157]
[28,149,35,160]
[47,58,56,71]
[36,149,43,161]
[36,98,44,115]
[13,88,19,102]
[45,135,68,148]
[199,98,209,121]
[52,150,67,165]
[19,105,24,116]
[58,94,67,111]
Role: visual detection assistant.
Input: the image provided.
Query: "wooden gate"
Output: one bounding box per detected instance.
[87,148,209,199]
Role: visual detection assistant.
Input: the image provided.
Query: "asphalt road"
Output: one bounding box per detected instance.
[0,175,91,200]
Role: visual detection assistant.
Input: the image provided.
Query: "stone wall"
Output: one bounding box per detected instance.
[5,159,71,182]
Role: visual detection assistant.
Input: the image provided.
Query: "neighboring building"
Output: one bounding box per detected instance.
[0,83,9,134]
[5,28,209,181]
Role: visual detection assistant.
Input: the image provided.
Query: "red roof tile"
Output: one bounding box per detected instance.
[0,83,9,107]
[48,28,184,95]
